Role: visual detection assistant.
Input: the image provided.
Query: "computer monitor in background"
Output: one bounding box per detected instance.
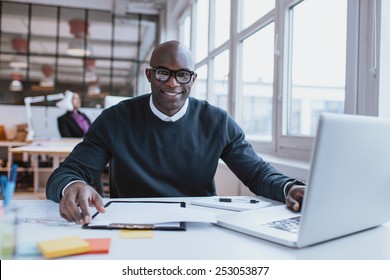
[104,96,131,109]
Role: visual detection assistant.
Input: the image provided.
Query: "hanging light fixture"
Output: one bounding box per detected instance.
[85,58,98,82]
[87,79,101,95]
[85,58,101,95]
[67,19,93,56]
[10,37,28,68]
[9,72,23,92]
[40,65,55,87]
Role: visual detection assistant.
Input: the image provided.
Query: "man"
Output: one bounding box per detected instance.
[46,40,306,224]
[57,91,91,138]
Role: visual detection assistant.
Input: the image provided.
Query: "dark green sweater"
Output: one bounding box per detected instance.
[46,94,292,202]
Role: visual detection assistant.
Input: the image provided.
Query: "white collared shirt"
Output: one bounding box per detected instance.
[149,95,189,122]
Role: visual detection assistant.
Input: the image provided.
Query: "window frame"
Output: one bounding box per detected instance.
[182,0,381,162]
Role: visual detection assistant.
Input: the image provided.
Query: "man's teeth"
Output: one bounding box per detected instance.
[164,91,181,96]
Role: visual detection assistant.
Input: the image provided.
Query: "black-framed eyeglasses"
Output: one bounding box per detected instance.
[149,66,195,84]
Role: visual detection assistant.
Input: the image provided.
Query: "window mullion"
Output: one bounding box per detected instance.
[229,0,239,119]
[344,0,360,114]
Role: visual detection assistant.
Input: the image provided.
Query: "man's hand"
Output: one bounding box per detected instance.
[59,182,105,224]
[285,185,306,212]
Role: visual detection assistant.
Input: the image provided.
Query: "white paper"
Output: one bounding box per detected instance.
[191,196,272,211]
[89,202,217,226]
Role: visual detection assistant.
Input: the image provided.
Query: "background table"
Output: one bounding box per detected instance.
[8,138,81,192]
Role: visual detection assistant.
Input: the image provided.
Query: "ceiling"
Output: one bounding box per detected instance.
[0,0,167,96]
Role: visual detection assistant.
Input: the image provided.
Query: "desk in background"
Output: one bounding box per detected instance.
[8,138,81,193]
[0,140,29,176]
[12,197,390,260]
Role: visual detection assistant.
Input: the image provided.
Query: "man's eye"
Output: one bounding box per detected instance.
[157,70,169,76]
[177,72,189,77]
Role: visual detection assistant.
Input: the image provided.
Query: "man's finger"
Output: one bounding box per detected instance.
[77,196,92,224]
[286,196,300,212]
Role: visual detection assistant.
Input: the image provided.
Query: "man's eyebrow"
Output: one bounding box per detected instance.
[153,66,193,71]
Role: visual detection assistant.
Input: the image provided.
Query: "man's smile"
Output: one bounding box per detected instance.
[161,90,183,96]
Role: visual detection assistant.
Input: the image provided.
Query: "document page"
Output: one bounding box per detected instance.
[88,202,217,226]
[14,200,94,226]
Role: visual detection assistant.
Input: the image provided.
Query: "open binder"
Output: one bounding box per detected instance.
[83,200,186,231]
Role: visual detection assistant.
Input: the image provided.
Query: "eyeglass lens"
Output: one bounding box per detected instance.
[154,68,192,84]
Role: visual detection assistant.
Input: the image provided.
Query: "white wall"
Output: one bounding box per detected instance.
[0,105,102,140]
[215,157,309,196]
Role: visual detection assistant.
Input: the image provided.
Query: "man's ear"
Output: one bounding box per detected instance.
[192,72,198,83]
[145,68,152,82]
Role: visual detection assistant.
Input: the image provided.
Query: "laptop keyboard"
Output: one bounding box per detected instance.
[263,216,301,233]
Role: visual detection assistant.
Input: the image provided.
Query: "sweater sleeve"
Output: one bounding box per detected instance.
[220,115,292,203]
[46,110,114,202]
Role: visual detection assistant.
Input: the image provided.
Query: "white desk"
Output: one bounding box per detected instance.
[11,197,390,260]
[8,138,81,192]
[0,141,28,169]
[0,141,28,149]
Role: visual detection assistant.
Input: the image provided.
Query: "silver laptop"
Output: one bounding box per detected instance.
[217,113,390,248]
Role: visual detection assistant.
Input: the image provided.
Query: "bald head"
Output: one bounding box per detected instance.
[146,40,197,116]
[150,40,194,70]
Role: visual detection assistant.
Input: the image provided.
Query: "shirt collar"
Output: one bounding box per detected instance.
[149,95,189,122]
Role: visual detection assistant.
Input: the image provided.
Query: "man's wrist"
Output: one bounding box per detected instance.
[283,179,306,198]
[61,180,87,197]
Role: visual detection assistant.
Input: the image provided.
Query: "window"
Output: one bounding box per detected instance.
[211,50,229,110]
[240,0,274,30]
[213,0,230,48]
[240,23,275,141]
[0,1,158,107]
[179,14,191,49]
[194,0,209,62]
[285,0,347,136]
[186,0,380,161]
[191,64,208,100]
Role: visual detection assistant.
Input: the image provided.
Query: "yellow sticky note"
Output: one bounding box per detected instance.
[119,230,154,238]
[37,236,90,259]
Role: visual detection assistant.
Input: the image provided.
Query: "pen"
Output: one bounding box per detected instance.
[9,163,18,183]
[1,174,14,207]
[1,175,7,196]
[2,164,18,207]
[219,198,260,204]
[109,223,155,230]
